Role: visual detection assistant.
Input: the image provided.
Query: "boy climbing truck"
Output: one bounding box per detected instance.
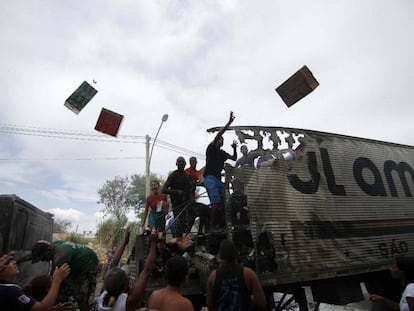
[131,126,414,311]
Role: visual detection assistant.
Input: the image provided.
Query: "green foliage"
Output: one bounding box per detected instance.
[96,217,140,256]
[66,234,96,246]
[53,218,72,233]
[129,174,147,205]
[97,176,140,221]
[96,217,128,246]
[96,174,166,254]
[67,232,81,243]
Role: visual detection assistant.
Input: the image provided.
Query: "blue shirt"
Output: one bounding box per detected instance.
[0,280,36,310]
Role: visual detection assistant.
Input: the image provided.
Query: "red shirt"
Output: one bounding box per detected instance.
[185,167,199,200]
[147,193,168,212]
[185,167,199,182]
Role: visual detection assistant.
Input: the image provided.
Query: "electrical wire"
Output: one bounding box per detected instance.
[0,124,206,159]
[0,156,144,161]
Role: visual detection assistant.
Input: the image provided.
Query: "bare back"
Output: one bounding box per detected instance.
[148,288,194,311]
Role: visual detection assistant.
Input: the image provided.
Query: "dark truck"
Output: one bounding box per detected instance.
[0,194,53,287]
[131,126,414,311]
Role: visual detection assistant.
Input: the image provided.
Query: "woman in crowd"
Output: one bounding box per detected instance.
[142,180,169,237]
[97,231,157,311]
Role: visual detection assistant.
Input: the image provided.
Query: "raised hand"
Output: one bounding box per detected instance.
[231,140,238,149]
[0,252,14,272]
[53,263,70,282]
[229,111,235,123]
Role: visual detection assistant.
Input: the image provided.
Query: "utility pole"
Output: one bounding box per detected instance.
[145,114,168,198]
[145,134,151,197]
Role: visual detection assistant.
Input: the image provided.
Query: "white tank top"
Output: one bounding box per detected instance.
[97,291,128,311]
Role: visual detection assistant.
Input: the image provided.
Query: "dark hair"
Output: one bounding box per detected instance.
[103,268,128,306]
[219,240,237,263]
[165,256,188,287]
[31,241,52,263]
[150,180,160,186]
[395,256,414,282]
[23,275,52,301]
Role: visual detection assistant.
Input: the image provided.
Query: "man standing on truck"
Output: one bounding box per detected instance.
[204,112,237,232]
[207,240,266,311]
[31,240,99,311]
[185,156,202,200]
[235,145,256,168]
[162,156,194,237]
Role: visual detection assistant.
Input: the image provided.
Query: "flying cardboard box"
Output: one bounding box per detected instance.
[276,65,319,107]
[94,108,124,137]
[64,81,98,114]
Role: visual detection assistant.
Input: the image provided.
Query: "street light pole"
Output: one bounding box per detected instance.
[145,114,168,197]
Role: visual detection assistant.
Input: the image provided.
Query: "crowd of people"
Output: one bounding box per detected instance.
[0,235,267,311]
[2,246,414,310]
[1,112,414,310]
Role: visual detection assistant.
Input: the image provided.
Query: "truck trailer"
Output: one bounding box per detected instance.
[132,126,414,310]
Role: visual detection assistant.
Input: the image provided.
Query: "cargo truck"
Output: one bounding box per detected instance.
[131,126,414,311]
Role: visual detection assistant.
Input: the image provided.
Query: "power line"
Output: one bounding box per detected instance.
[0,123,146,139]
[0,124,205,159]
[156,138,204,158]
[0,127,143,144]
[0,156,144,161]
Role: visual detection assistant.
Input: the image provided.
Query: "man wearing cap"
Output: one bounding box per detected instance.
[31,240,99,311]
[206,240,266,311]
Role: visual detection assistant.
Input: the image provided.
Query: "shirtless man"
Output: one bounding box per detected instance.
[148,256,194,311]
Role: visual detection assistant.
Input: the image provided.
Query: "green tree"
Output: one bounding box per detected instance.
[96,216,128,247]
[96,217,139,258]
[53,218,72,233]
[97,176,139,221]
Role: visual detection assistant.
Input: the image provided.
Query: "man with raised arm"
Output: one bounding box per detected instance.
[203,112,237,232]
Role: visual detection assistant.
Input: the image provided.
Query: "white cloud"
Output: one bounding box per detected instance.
[1,0,414,233]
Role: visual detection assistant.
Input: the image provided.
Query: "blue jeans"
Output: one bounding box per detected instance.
[203,175,224,205]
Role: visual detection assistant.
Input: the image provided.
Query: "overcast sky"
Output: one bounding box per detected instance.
[1,1,413,234]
